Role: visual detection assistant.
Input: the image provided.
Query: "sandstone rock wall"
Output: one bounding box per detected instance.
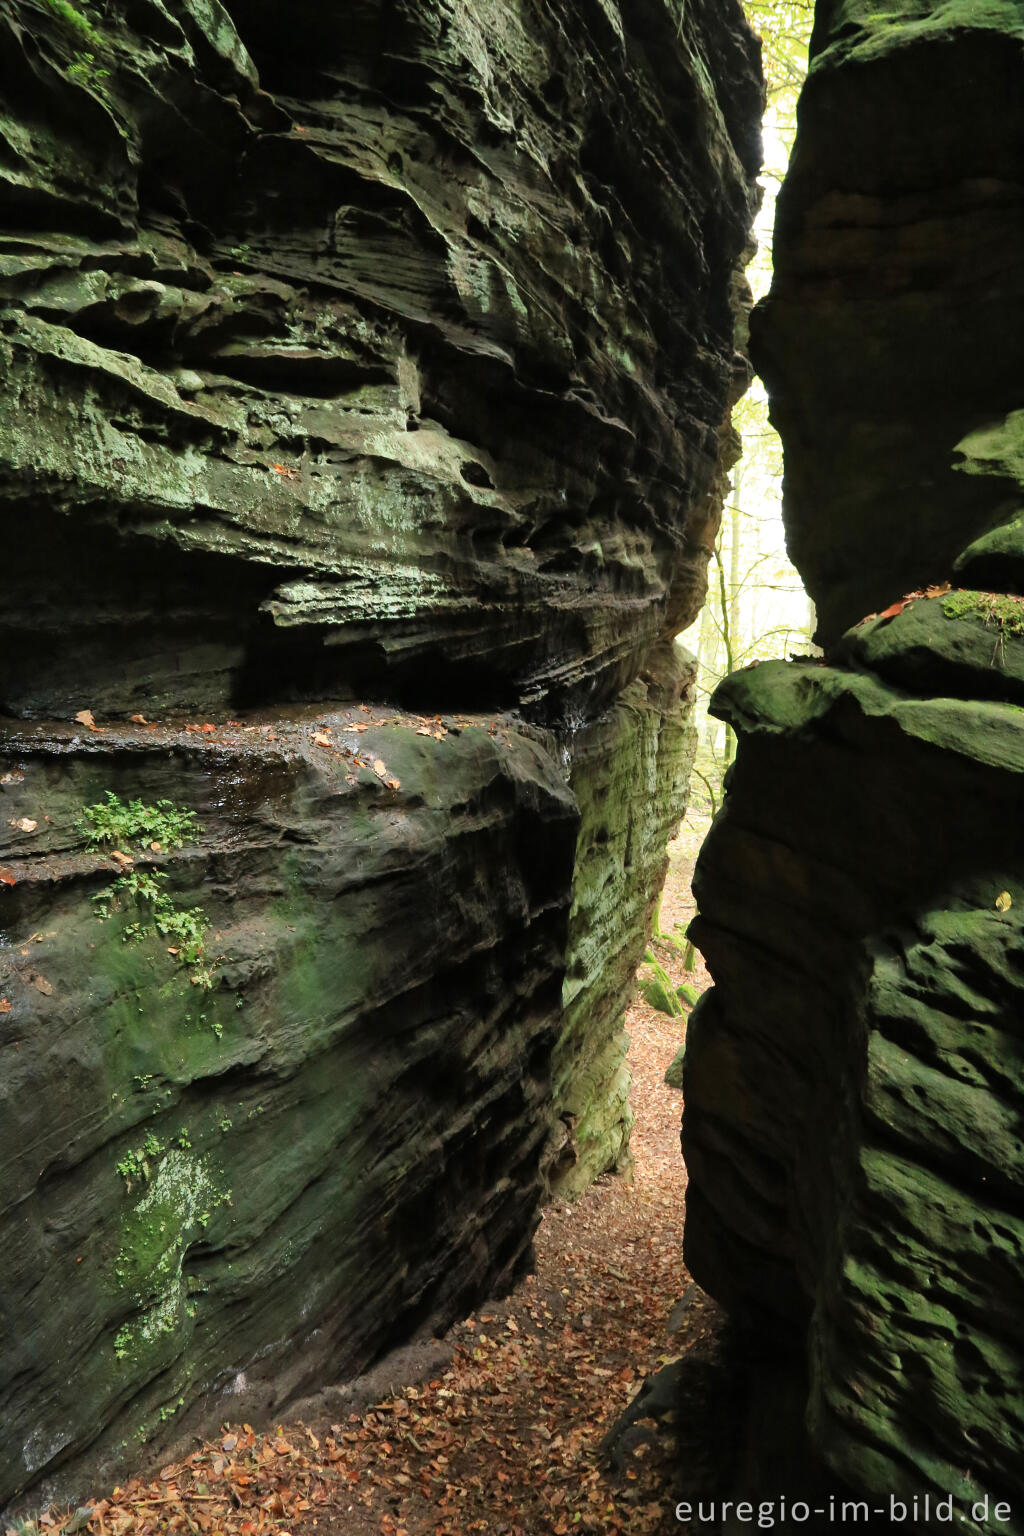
[685,0,1024,1522]
[0,0,760,1506]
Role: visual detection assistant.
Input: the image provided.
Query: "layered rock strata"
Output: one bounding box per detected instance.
[686,0,1024,1523]
[1,711,575,1503]
[551,642,697,1198]
[752,0,1024,646]
[0,0,761,1506]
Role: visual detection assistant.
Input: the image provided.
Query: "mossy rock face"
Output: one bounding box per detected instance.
[639,975,680,1015]
[664,1045,686,1091]
[686,640,1024,1526]
[549,644,696,1198]
[0,712,577,1505]
[676,983,701,1010]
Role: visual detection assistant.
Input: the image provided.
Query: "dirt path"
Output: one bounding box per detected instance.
[34,822,718,1536]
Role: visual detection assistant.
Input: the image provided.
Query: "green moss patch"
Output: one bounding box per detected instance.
[942,589,1024,637]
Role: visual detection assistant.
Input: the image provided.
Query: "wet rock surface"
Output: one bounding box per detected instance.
[0,0,760,1507]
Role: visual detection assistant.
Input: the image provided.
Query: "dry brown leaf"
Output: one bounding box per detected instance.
[110,850,134,868]
[10,817,37,833]
[129,713,149,725]
[372,760,388,778]
[385,777,401,791]
[0,998,10,1013]
[74,709,103,732]
[312,733,333,748]
[33,975,53,996]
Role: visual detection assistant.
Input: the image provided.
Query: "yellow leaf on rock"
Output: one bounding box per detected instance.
[996,890,1013,911]
[372,760,387,778]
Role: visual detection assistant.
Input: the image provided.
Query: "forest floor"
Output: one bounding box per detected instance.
[30,814,725,1536]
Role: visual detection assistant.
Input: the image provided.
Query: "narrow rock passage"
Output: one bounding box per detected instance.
[48,837,717,1536]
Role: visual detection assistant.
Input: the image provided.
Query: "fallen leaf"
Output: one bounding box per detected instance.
[385,777,401,791]
[372,760,388,778]
[312,733,333,748]
[0,998,10,1013]
[10,817,37,833]
[74,709,103,732]
[0,868,16,885]
[220,1435,237,1453]
[149,841,162,852]
[33,975,53,996]
[167,946,180,956]
[110,850,134,868]
[200,723,217,733]
[130,714,149,725]
[1,770,25,785]
[996,890,1013,911]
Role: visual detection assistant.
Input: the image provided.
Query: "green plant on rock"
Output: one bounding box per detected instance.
[116,1131,165,1191]
[79,791,201,852]
[84,793,216,987]
[44,0,100,43]
[94,869,214,988]
[66,51,111,88]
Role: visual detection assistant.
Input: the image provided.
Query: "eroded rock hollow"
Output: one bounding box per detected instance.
[685,0,1024,1522]
[0,0,761,1506]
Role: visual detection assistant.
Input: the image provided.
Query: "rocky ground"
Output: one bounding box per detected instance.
[17,817,719,1536]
